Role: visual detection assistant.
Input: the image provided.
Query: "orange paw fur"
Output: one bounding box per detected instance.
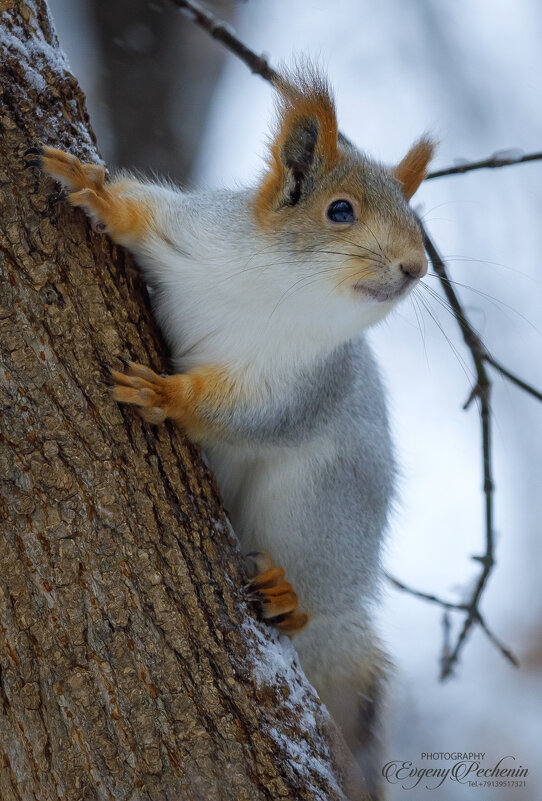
[110,359,187,425]
[109,359,235,441]
[246,551,309,636]
[30,145,150,241]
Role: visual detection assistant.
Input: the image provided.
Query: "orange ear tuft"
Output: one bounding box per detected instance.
[256,64,339,220]
[392,136,436,200]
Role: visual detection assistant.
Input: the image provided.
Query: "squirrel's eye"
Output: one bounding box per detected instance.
[326,199,355,224]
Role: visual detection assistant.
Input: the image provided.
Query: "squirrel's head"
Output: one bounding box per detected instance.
[253,64,436,330]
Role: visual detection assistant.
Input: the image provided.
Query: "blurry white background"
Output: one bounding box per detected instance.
[48,1,542,798]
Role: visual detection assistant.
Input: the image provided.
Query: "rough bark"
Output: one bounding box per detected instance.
[0,3,350,800]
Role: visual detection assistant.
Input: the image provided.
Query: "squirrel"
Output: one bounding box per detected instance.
[31,64,434,801]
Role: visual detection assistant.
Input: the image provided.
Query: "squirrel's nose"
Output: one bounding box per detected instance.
[398,257,427,279]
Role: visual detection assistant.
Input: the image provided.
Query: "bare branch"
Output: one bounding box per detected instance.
[440,612,452,678]
[428,274,542,403]
[426,150,542,180]
[392,234,533,675]
[386,571,520,670]
[475,611,520,668]
[484,354,542,402]
[169,0,279,83]
[385,573,469,612]
[170,0,542,189]
[421,230,501,679]
[170,0,542,192]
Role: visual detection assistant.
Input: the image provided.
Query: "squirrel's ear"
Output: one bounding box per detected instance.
[392,136,436,200]
[256,67,339,215]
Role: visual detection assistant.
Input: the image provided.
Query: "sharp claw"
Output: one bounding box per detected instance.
[245,571,259,590]
[118,355,130,367]
[268,612,288,624]
[23,146,44,169]
[24,146,44,157]
[49,190,66,205]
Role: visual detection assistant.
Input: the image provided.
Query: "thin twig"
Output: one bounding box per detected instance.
[172,0,542,187]
[475,611,520,667]
[387,572,520,669]
[484,354,542,402]
[440,612,452,677]
[386,573,469,612]
[426,150,542,180]
[169,0,279,83]
[430,274,542,403]
[171,0,542,189]
[170,0,534,679]
[422,230,501,679]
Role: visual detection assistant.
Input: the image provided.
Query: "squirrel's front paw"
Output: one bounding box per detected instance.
[246,551,309,636]
[27,145,111,232]
[110,359,185,425]
[28,145,150,240]
[27,145,106,193]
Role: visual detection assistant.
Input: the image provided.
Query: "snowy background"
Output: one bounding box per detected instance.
[48,1,542,799]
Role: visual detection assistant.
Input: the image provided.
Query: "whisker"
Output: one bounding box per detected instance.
[267,257,377,321]
[436,253,538,280]
[267,272,338,320]
[420,283,490,341]
[419,200,476,221]
[424,274,541,335]
[419,282,469,319]
[415,290,473,382]
[357,219,387,260]
[332,235,386,263]
[410,292,428,367]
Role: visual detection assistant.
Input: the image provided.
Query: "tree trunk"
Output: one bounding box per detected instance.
[0,3,351,800]
[87,0,235,183]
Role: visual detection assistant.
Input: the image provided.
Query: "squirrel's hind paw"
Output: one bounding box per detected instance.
[246,551,309,636]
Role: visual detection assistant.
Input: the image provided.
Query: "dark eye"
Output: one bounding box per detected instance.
[326,199,355,224]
